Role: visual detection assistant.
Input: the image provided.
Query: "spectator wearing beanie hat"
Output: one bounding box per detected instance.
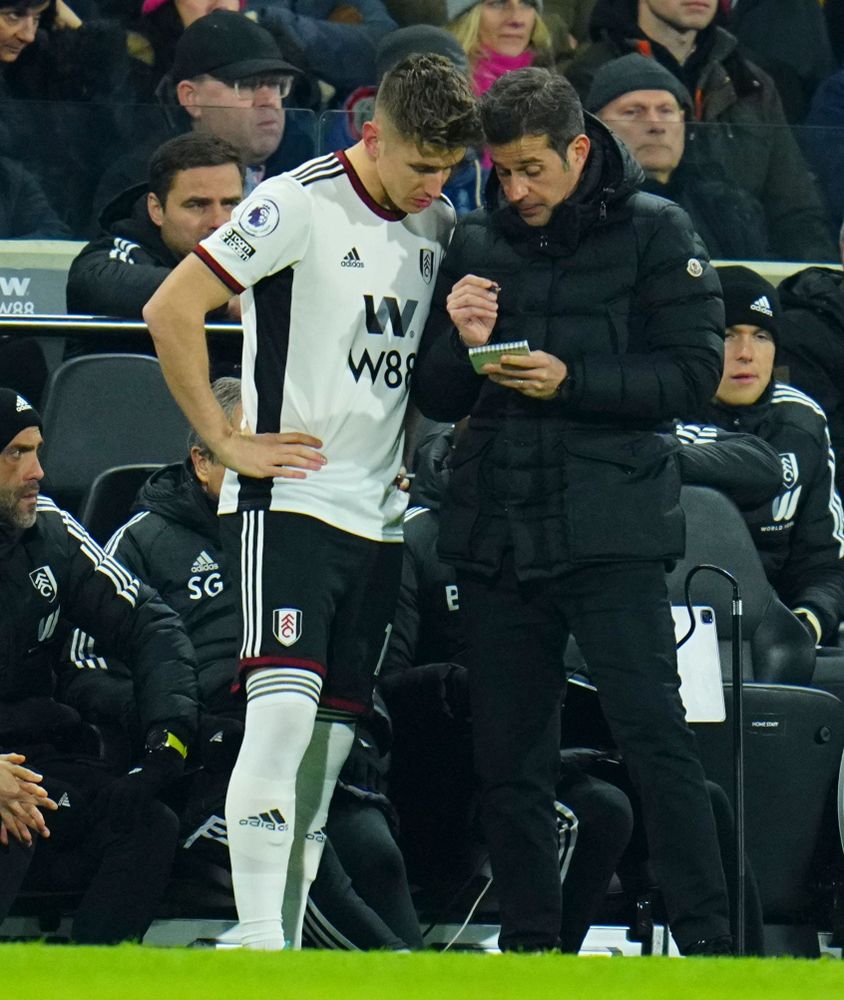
[565,0,836,263]
[676,264,844,646]
[588,53,770,261]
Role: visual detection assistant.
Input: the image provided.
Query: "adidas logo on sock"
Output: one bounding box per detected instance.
[239,808,288,832]
[340,247,364,268]
[191,550,219,573]
[58,792,71,808]
[749,295,773,317]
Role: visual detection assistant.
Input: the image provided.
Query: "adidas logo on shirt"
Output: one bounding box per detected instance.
[239,808,288,832]
[16,395,32,412]
[750,295,773,318]
[340,247,364,268]
[191,550,219,573]
[58,793,71,808]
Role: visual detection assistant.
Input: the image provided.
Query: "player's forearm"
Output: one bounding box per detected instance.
[143,275,232,452]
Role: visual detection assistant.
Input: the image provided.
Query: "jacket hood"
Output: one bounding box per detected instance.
[408,424,454,511]
[132,459,221,537]
[95,183,180,266]
[778,266,844,330]
[99,182,149,230]
[484,112,644,254]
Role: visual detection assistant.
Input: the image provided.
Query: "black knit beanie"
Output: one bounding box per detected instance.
[585,53,692,115]
[0,388,42,451]
[716,266,780,345]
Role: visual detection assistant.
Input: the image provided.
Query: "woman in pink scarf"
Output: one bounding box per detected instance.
[447,0,553,167]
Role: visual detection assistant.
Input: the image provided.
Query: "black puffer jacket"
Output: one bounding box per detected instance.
[695,382,844,643]
[102,461,238,715]
[0,498,197,750]
[412,115,723,579]
[565,0,835,262]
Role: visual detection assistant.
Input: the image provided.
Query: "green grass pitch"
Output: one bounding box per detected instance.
[3,945,843,1000]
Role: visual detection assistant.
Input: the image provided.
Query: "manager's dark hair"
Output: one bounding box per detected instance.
[148,133,244,205]
[480,67,585,159]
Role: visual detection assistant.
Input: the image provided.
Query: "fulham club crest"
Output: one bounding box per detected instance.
[273,608,302,647]
[30,565,58,602]
[419,248,434,285]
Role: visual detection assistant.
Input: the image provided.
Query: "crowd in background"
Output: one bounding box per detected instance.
[2,0,844,254]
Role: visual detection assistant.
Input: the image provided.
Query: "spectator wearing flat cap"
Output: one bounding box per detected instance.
[588,53,770,260]
[679,266,844,646]
[93,10,314,224]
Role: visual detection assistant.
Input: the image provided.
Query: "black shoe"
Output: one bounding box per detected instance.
[684,935,735,956]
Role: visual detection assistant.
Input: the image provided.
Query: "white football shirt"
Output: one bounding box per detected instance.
[195,152,455,542]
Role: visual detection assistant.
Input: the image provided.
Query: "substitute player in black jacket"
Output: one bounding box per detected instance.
[0,388,197,942]
[66,133,244,322]
[412,68,731,954]
[686,266,844,647]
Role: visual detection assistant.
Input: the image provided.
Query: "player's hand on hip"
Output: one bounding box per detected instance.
[217,430,326,479]
[447,274,499,348]
[485,350,568,400]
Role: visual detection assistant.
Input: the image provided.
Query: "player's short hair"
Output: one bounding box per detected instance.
[148,133,244,206]
[375,53,482,152]
[188,377,241,460]
[481,67,585,159]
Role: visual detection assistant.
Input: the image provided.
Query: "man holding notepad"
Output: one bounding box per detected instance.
[412,67,733,956]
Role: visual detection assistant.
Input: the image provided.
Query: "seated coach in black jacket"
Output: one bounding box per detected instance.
[0,387,197,943]
[66,132,243,321]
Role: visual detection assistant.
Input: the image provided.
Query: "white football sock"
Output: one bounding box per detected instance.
[282,717,356,948]
[225,667,321,950]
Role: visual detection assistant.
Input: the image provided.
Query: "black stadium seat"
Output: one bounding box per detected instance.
[79,464,163,546]
[39,354,189,516]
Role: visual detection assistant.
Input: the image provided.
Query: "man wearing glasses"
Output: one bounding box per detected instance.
[173,11,301,194]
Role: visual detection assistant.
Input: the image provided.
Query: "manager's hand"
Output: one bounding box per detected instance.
[483,349,568,400]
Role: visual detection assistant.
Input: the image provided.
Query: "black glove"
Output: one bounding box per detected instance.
[198,714,244,774]
[103,748,184,833]
[339,724,388,795]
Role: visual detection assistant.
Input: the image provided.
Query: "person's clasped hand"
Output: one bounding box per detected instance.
[0,753,58,846]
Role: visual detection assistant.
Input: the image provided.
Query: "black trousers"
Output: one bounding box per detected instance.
[2,753,179,944]
[459,556,731,953]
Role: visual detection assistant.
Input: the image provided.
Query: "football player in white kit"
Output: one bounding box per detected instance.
[144,54,482,950]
